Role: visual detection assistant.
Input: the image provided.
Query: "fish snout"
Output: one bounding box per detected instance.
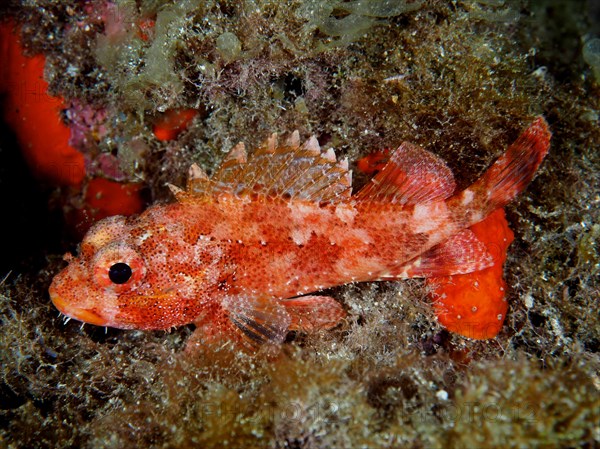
[49,266,110,327]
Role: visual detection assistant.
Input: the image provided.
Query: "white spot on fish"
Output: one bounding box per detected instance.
[412,202,448,233]
[470,211,484,223]
[288,202,322,221]
[334,204,357,224]
[331,227,372,246]
[291,228,311,245]
[461,189,474,205]
[138,231,153,243]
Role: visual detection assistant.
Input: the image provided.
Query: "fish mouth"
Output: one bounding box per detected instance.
[50,292,108,326]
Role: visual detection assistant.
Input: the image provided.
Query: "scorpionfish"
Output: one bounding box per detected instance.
[50,118,551,349]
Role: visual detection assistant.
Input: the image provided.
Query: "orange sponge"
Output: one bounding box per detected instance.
[152,108,198,141]
[0,21,85,187]
[65,177,146,236]
[428,208,514,339]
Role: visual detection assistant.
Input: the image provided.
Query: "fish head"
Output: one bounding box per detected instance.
[49,213,207,330]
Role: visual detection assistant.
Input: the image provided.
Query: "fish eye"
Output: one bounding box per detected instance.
[108,262,133,284]
[92,242,146,291]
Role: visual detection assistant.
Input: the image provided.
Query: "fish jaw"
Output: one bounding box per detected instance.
[49,261,122,328]
[50,289,108,326]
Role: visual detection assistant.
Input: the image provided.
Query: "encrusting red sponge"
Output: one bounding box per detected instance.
[0,21,85,187]
[427,208,514,339]
[65,177,145,237]
[356,146,518,340]
[1,20,146,232]
[152,108,199,141]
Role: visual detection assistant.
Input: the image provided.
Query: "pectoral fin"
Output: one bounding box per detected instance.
[222,295,291,348]
[187,294,345,352]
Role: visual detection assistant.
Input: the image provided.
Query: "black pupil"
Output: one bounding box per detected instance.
[108,263,132,284]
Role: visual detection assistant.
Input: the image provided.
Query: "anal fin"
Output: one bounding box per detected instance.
[280,295,346,332]
[382,229,494,279]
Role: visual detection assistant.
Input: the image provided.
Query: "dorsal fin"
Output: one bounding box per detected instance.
[224,142,248,163]
[180,132,353,204]
[355,142,455,205]
[167,183,190,202]
[185,163,211,197]
[189,163,209,181]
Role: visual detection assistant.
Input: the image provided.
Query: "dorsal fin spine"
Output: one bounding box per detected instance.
[286,130,300,148]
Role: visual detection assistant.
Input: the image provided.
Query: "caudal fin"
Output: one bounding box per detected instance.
[450,117,551,222]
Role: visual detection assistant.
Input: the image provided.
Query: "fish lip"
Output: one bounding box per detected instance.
[50,292,108,326]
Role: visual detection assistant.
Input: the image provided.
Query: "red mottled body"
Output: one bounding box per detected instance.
[50,119,551,347]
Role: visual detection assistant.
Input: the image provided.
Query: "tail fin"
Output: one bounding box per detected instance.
[450,117,551,223]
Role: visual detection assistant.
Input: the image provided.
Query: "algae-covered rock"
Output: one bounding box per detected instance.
[583,37,600,83]
[216,32,242,63]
